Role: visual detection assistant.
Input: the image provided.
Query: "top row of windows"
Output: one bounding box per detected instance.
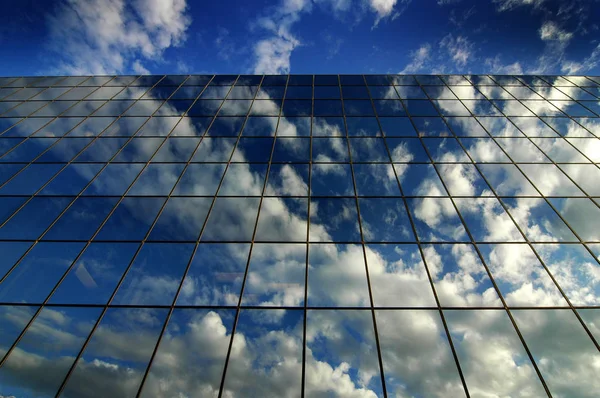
[0,75,598,89]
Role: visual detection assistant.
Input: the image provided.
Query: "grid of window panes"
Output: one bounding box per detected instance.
[0,73,599,397]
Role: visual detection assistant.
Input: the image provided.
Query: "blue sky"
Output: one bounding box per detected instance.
[0,0,599,76]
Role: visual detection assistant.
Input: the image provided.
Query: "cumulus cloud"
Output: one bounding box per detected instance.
[252,0,312,74]
[47,0,191,74]
[366,0,411,26]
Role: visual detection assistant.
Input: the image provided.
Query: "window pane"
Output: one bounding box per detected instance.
[61,308,169,397]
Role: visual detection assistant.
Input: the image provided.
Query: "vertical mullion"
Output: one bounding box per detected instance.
[216,74,289,398]
[300,74,314,398]
[384,78,473,398]
[340,75,388,398]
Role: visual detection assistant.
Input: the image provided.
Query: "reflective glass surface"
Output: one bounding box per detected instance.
[1,74,599,397]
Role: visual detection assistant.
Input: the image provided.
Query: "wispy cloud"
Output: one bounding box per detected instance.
[400,33,474,73]
[439,34,472,68]
[529,20,574,74]
[484,55,524,74]
[539,21,573,43]
[561,44,600,74]
[214,27,236,60]
[47,0,191,75]
[493,0,546,12]
[400,43,432,73]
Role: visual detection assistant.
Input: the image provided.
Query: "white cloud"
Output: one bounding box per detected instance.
[47,0,191,74]
[252,0,312,74]
[484,55,524,74]
[561,43,600,74]
[439,34,472,68]
[253,34,301,74]
[366,0,411,26]
[400,43,431,73]
[493,0,546,12]
[539,21,573,43]
[132,59,150,74]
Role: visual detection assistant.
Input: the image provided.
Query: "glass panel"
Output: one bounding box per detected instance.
[0,163,63,195]
[478,164,541,196]
[219,164,267,195]
[255,197,307,242]
[354,164,401,196]
[460,138,511,162]
[437,163,493,196]
[346,117,381,136]
[479,244,568,306]
[242,243,306,307]
[378,117,416,136]
[148,197,212,241]
[75,137,129,162]
[310,198,360,242]
[397,164,447,196]
[61,308,168,398]
[312,116,345,136]
[177,243,250,306]
[201,198,260,241]
[0,307,102,398]
[386,138,429,162]
[358,198,414,242]
[265,164,309,196]
[311,137,349,162]
[192,137,237,162]
[406,197,469,242]
[0,241,33,280]
[377,310,466,397]
[95,197,166,241]
[0,242,84,304]
[271,137,310,162]
[50,242,139,304]
[305,310,383,396]
[512,309,600,397]
[44,197,119,240]
[311,163,354,196]
[128,164,185,195]
[308,244,370,306]
[549,198,600,241]
[422,244,502,306]
[112,243,193,305]
[445,310,546,396]
[223,309,303,396]
[0,197,72,240]
[455,197,524,242]
[519,164,584,196]
[83,163,144,196]
[501,197,577,242]
[139,309,234,397]
[366,244,436,306]
[0,305,38,361]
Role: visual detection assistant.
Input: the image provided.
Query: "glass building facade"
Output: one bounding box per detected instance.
[0,73,599,397]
